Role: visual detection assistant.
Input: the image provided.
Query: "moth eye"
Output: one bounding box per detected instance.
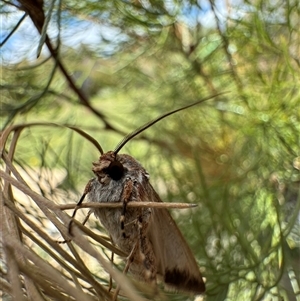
[105,160,124,181]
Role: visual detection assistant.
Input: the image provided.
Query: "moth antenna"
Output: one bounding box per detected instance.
[113,92,227,154]
[67,125,104,155]
[68,192,87,235]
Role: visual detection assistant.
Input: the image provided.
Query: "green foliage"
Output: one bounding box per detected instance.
[1,0,299,301]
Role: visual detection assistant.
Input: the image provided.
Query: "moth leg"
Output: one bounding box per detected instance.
[57,209,93,244]
[68,179,93,235]
[124,207,157,282]
[113,211,156,299]
[137,209,157,283]
[82,209,93,226]
[58,180,93,244]
[120,178,134,238]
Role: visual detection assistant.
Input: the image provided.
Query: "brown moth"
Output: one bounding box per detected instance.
[69,95,222,294]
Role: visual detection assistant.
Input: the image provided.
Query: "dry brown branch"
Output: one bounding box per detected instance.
[58,201,198,210]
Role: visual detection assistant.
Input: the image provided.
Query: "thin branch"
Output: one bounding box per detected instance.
[0,12,27,47]
[58,202,198,210]
[15,0,126,136]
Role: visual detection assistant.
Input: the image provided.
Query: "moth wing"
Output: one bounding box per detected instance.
[146,186,205,294]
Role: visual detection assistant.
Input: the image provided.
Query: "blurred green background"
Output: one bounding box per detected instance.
[1,0,299,300]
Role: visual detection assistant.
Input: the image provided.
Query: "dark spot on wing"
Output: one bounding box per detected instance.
[164,268,205,294]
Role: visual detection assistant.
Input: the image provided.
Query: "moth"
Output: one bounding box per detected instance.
[69,96,221,295]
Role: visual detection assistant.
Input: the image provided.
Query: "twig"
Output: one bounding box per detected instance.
[58,202,198,210]
[0,12,27,47]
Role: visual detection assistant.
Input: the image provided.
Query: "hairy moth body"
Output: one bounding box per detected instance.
[86,151,205,294]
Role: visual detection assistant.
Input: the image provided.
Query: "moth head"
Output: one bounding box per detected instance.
[93,151,125,182]
[103,159,124,181]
